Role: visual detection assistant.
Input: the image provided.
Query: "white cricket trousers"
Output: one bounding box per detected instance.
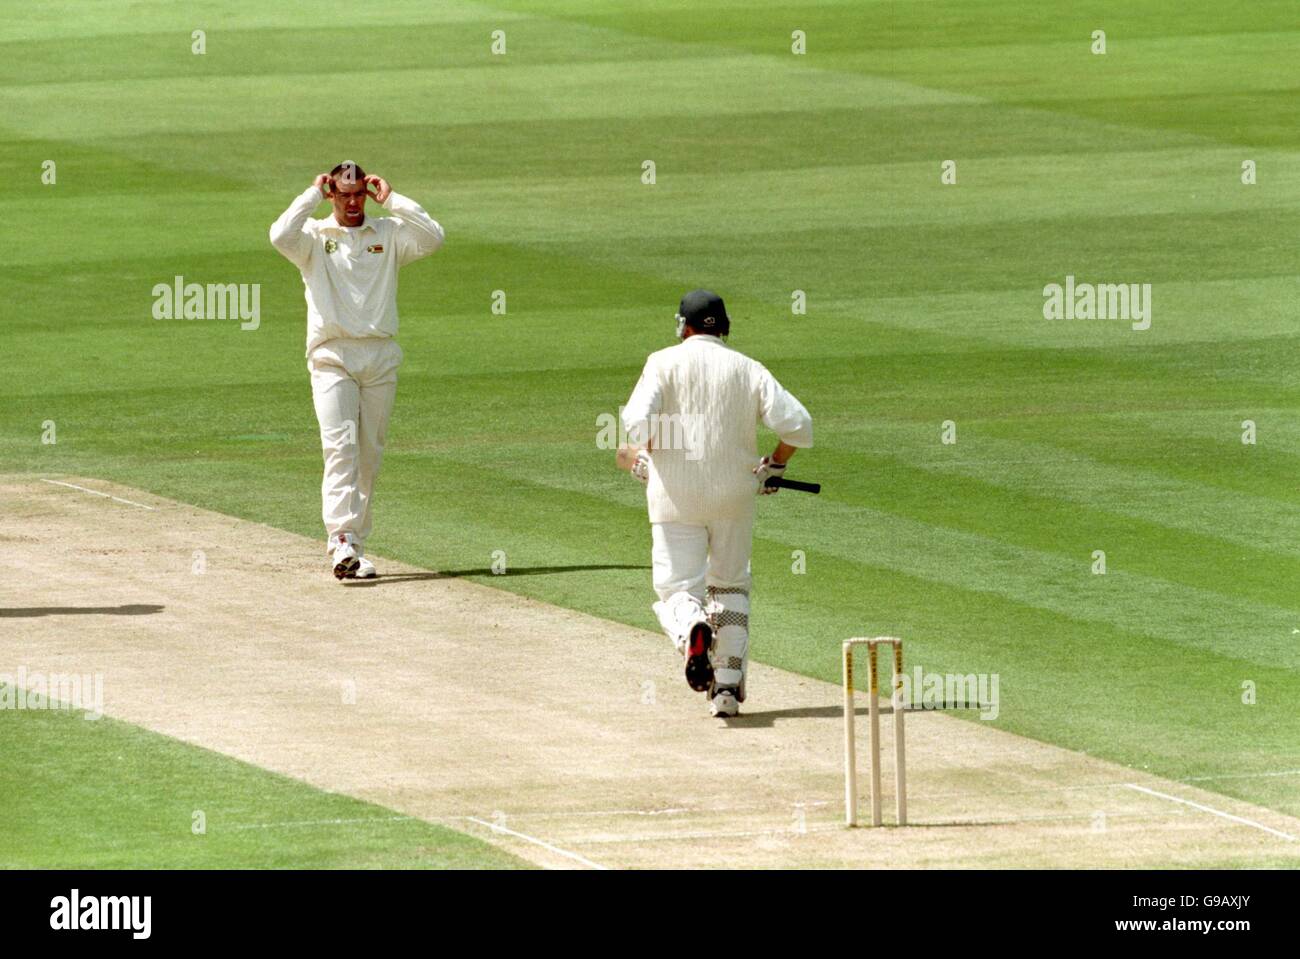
[307,337,403,548]
[651,518,753,601]
[651,517,754,693]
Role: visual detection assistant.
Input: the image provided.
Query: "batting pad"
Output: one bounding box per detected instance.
[707,586,749,694]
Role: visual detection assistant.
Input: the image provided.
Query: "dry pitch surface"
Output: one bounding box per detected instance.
[3,476,1297,869]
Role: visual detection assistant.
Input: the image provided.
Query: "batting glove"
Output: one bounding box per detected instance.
[754,456,786,494]
[631,449,652,484]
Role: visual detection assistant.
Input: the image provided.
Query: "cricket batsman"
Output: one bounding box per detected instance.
[618,290,813,717]
[269,162,444,579]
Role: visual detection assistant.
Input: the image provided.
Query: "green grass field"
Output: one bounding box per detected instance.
[0,688,526,868]
[2,0,1297,865]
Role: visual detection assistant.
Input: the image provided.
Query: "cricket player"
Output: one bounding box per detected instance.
[269,162,444,579]
[618,290,813,717]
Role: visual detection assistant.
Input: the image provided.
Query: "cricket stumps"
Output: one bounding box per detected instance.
[842,637,906,827]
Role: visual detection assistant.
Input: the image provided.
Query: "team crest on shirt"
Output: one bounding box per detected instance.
[367,244,384,253]
[324,239,338,254]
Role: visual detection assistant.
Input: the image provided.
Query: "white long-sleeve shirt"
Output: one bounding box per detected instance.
[622,335,813,524]
[269,185,444,355]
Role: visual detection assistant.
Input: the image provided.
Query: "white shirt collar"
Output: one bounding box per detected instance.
[322,214,377,233]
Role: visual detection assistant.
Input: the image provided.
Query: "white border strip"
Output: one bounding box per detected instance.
[41,478,155,511]
[1124,784,1297,841]
[467,817,608,870]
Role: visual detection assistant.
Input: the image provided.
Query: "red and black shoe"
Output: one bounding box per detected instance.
[684,622,714,692]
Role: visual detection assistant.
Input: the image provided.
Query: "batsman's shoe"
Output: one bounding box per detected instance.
[330,534,360,580]
[354,556,377,579]
[709,687,740,718]
[684,622,714,693]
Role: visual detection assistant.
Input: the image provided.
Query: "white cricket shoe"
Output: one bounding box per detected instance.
[354,555,377,579]
[709,687,740,718]
[330,534,360,580]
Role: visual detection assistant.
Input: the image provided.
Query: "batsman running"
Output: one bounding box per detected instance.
[270,162,444,579]
[618,290,813,717]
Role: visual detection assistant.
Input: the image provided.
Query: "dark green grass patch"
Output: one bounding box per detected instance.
[0,691,526,869]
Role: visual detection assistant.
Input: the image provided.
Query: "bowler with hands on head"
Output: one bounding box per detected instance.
[269,162,444,580]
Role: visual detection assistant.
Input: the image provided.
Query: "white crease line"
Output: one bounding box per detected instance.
[456,768,1300,820]
[1123,784,1297,842]
[468,801,831,821]
[41,479,155,511]
[482,809,1206,847]
[467,817,608,870]
[912,767,1300,802]
[499,807,693,821]
[584,811,1192,841]
[581,824,843,844]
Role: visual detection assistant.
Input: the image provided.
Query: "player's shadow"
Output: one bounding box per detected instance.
[0,604,164,618]
[342,564,649,586]
[724,704,983,727]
